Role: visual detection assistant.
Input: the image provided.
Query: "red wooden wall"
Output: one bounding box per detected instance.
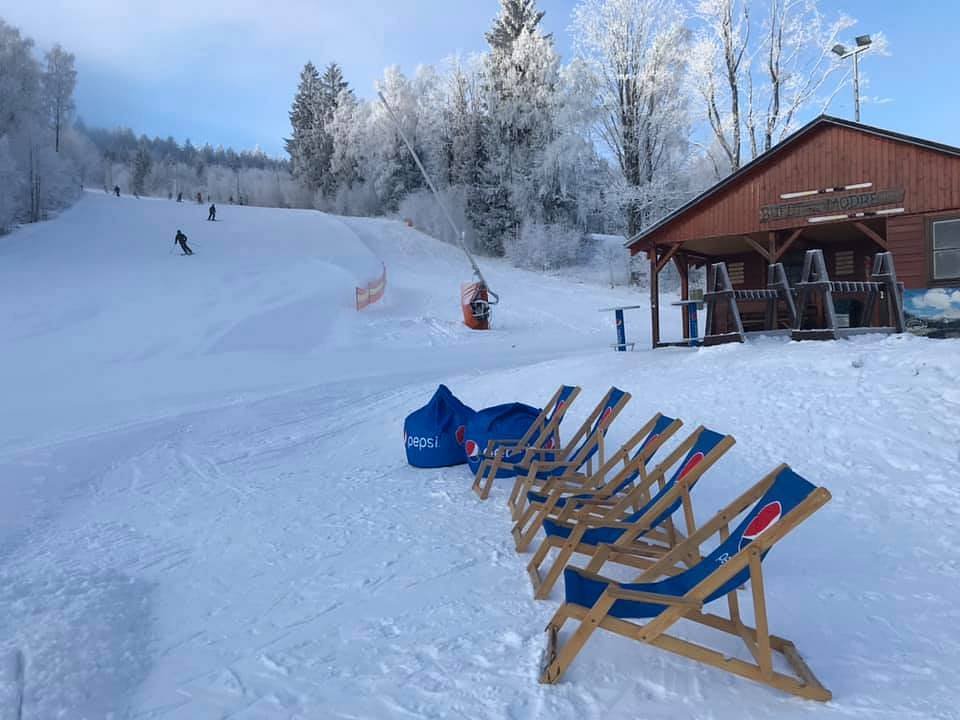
[642,124,960,247]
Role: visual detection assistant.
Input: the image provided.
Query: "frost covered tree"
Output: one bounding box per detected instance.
[478,0,559,255]
[42,44,77,153]
[485,0,548,51]
[745,0,857,157]
[508,221,582,271]
[0,20,81,231]
[285,61,354,198]
[285,62,323,187]
[571,0,691,235]
[368,66,426,212]
[316,63,352,195]
[131,146,152,196]
[326,88,368,211]
[689,0,857,175]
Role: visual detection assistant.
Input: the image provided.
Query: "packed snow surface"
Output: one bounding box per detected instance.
[1,191,958,719]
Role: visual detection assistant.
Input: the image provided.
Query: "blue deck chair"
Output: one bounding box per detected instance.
[540,464,832,702]
[506,387,632,519]
[471,385,581,500]
[525,427,735,600]
[510,413,683,552]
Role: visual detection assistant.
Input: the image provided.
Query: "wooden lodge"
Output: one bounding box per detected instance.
[628,115,960,347]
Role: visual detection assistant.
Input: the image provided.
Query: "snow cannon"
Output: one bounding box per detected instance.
[403,385,476,468]
[461,281,500,331]
[377,90,500,332]
[463,402,543,476]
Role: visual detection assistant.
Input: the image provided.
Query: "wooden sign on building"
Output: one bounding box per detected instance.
[760,188,905,223]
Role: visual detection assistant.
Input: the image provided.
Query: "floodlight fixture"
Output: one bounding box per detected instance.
[831,34,876,122]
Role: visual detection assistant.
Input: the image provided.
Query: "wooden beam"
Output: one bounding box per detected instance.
[655,243,682,274]
[853,221,889,250]
[773,229,803,263]
[650,246,661,348]
[768,231,777,260]
[674,254,690,340]
[742,236,771,262]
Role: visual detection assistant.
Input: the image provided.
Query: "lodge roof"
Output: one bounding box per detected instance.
[626,115,960,250]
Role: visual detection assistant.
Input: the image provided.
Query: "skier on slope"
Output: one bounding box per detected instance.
[114,185,120,197]
[174,229,193,255]
[208,204,216,221]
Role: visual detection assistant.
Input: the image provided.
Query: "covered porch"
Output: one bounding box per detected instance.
[643,217,897,347]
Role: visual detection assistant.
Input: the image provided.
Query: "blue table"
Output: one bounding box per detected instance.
[671,299,705,346]
[598,305,644,351]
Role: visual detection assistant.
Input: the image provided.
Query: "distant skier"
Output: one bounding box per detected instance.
[114,185,120,197]
[174,229,193,255]
[208,204,216,221]
[177,192,183,203]
[196,192,202,204]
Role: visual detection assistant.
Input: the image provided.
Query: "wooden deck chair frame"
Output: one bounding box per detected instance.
[526,427,735,600]
[510,413,684,552]
[540,464,832,702]
[506,388,632,519]
[471,385,582,500]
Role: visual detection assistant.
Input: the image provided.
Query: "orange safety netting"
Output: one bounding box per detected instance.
[356,264,387,310]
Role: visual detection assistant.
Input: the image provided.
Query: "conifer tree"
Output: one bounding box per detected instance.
[485,0,549,52]
[316,63,352,195]
[475,0,557,256]
[284,62,322,185]
[132,146,151,195]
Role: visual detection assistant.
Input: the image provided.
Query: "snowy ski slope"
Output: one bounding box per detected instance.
[0,191,958,719]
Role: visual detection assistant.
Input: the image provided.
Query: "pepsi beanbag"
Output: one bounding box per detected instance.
[404,385,476,467]
[464,402,543,475]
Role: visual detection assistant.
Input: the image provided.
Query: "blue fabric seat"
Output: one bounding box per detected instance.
[563,467,817,619]
[464,402,544,476]
[525,413,680,509]
[526,387,629,481]
[541,427,729,545]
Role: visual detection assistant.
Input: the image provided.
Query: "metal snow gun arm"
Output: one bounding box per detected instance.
[377,90,498,329]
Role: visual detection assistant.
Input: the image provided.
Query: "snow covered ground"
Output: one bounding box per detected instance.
[0,191,958,719]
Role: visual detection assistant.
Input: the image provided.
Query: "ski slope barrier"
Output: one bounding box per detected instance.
[355,263,387,310]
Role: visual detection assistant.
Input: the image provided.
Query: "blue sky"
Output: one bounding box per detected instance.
[5,0,957,157]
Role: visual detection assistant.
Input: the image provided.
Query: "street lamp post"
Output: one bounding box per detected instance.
[832,35,873,122]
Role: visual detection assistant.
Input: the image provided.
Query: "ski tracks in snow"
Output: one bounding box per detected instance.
[3,335,959,719]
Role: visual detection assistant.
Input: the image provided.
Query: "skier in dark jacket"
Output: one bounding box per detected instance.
[174,229,193,255]
[208,204,216,221]
[114,185,120,197]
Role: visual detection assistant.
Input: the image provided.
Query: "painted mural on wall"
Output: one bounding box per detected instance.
[904,288,960,338]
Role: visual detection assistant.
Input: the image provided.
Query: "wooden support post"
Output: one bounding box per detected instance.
[674,254,690,340]
[650,246,661,348]
[749,551,774,680]
[768,231,777,260]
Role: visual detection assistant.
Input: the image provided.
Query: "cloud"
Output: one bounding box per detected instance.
[907,288,960,319]
[1,0,561,153]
